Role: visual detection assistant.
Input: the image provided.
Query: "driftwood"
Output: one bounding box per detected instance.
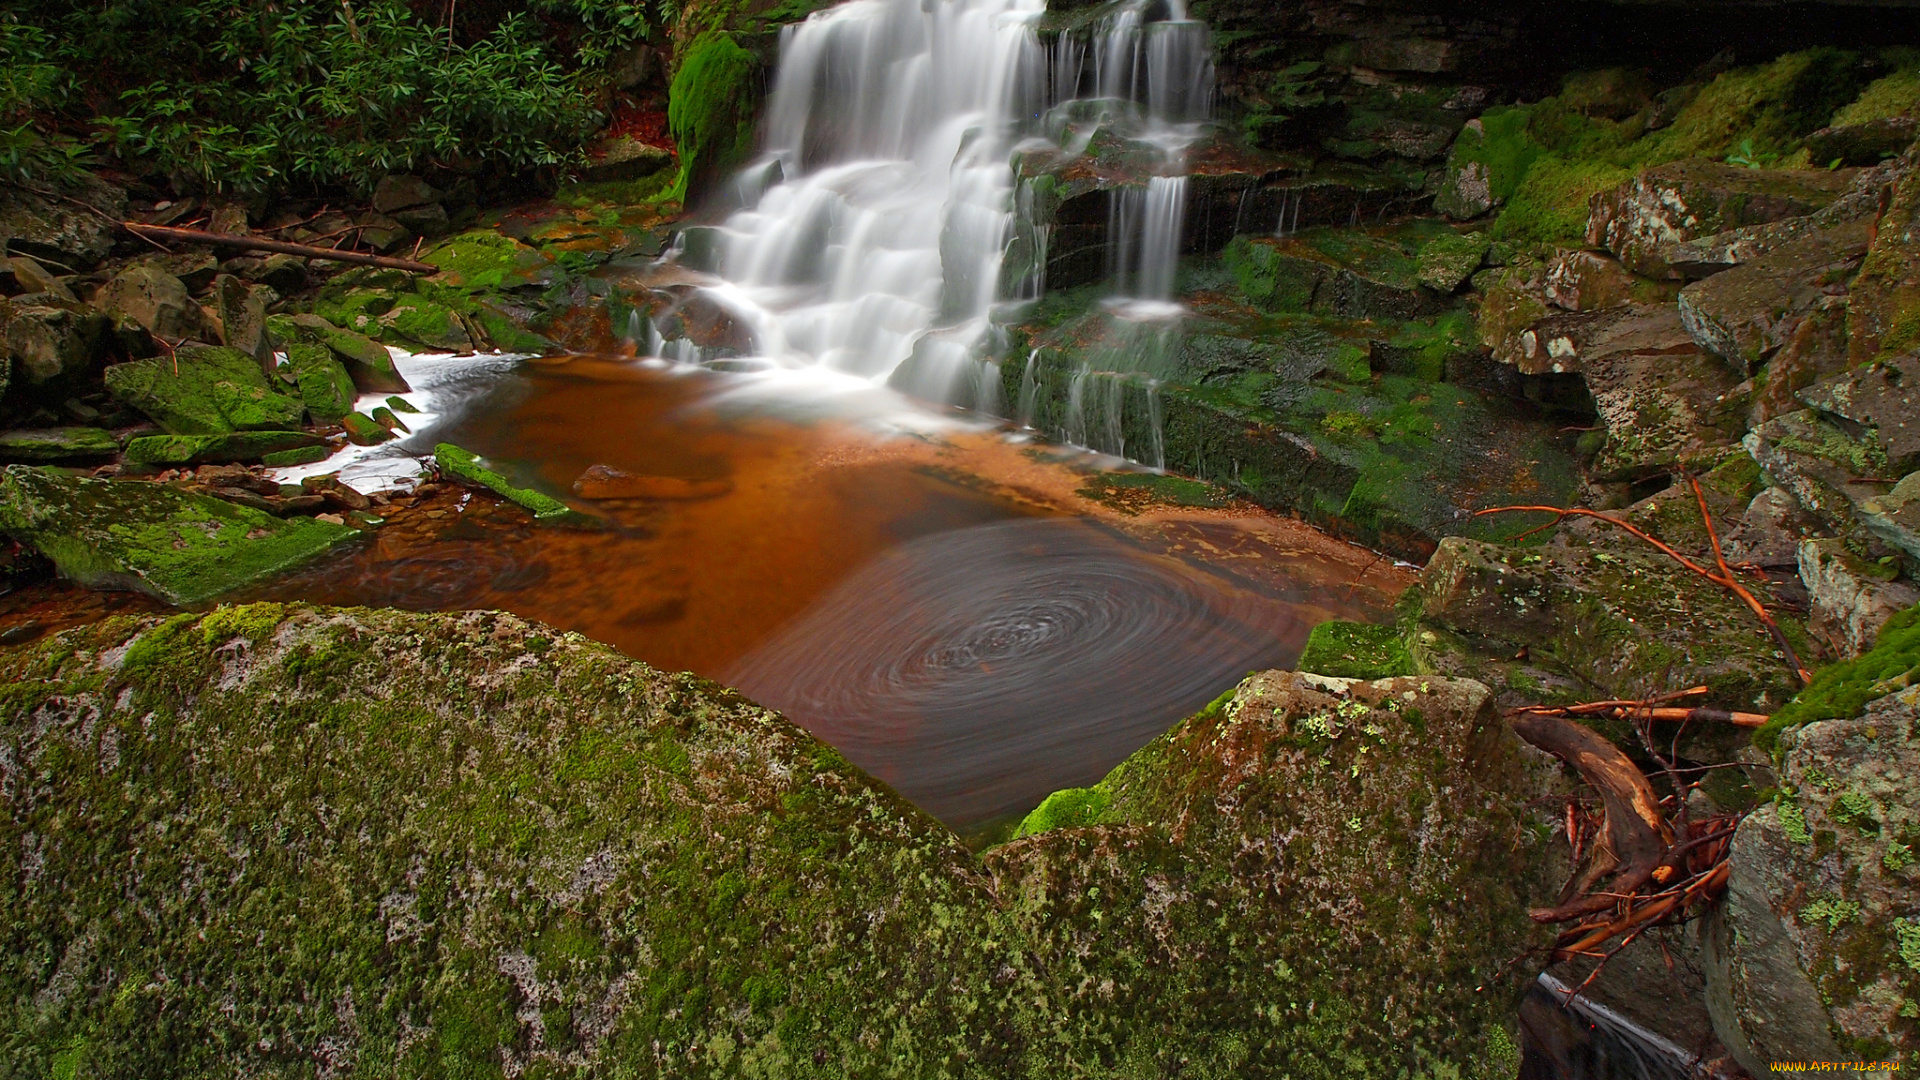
[120,222,438,274]
[1511,713,1672,923]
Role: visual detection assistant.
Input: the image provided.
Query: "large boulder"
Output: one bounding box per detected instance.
[1706,681,1920,1073]
[266,314,409,394]
[1678,219,1873,375]
[104,345,306,435]
[1587,160,1856,280]
[93,262,205,343]
[0,467,358,604]
[209,274,274,367]
[0,605,1553,1077]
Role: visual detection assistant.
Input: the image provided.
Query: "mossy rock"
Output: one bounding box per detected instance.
[268,313,409,394]
[1297,620,1415,680]
[0,426,118,463]
[0,611,1551,1077]
[284,342,358,422]
[435,443,596,527]
[123,430,326,467]
[422,230,561,291]
[1224,223,1451,320]
[668,31,759,201]
[378,296,475,353]
[103,346,306,436]
[1755,602,1920,755]
[0,465,357,605]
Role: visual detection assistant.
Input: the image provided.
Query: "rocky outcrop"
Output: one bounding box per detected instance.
[1679,219,1873,375]
[0,604,1553,1077]
[1588,161,1857,280]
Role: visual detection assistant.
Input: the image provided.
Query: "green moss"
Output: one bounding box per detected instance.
[667,32,758,201]
[1075,470,1233,512]
[423,231,560,291]
[1756,603,1920,755]
[1451,106,1545,206]
[1833,66,1920,126]
[1490,155,1635,246]
[123,430,324,466]
[1297,621,1415,680]
[1013,785,1114,837]
[103,346,306,436]
[286,341,358,422]
[434,443,596,526]
[1643,49,1865,163]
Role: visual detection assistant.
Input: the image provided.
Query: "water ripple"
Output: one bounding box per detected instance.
[726,517,1307,827]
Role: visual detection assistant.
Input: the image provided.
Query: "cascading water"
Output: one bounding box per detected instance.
[657,0,1214,418]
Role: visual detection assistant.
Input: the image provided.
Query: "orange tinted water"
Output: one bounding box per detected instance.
[259,355,1406,828]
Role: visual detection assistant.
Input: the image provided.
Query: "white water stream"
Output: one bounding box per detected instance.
[658,0,1214,413]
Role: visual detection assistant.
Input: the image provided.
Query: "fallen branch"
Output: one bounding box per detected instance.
[1511,713,1671,923]
[120,222,437,274]
[1512,703,1769,729]
[1474,487,1811,685]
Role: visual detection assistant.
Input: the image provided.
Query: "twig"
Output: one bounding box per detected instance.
[1690,475,1813,684]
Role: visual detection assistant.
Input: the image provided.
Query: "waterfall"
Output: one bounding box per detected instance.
[658,0,1214,412]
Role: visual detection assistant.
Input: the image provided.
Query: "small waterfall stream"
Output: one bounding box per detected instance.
[659,0,1214,417]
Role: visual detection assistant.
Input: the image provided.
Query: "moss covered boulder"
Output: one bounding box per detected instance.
[0,606,1553,1077]
[122,430,327,467]
[103,346,306,436]
[0,466,358,605]
[268,313,410,394]
[1225,223,1451,320]
[0,426,118,463]
[1706,678,1920,1071]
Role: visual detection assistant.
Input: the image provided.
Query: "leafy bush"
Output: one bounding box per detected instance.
[2,0,677,195]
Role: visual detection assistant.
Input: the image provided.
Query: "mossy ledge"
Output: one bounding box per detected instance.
[1,605,1550,1078]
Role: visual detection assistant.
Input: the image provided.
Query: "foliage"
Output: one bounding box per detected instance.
[0,0,686,195]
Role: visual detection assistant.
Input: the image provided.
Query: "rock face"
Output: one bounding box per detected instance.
[1707,687,1920,1073]
[1587,160,1856,280]
[0,605,1551,1078]
[0,467,358,605]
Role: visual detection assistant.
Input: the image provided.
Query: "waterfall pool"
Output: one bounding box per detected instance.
[237,351,1403,836]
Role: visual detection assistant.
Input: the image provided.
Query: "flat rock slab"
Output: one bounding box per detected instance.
[0,606,1551,1076]
[0,465,358,605]
[104,345,306,436]
[1588,160,1856,280]
[123,430,327,467]
[0,426,119,462]
[1678,219,1871,374]
[1798,352,1920,470]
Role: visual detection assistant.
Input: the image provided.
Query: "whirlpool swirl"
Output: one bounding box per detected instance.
[726,518,1309,827]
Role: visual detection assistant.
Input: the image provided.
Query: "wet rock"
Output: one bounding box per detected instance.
[104,345,306,436]
[570,463,732,500]
[284,342,357,422]
[0,426,118,462]
[1807,117,1919,168]
[435,442,594,526]
[372,175,441,215]
[1225,223,1450,320]
[0,173,125,268]
[1408,534,1805,711]
[300,474,370,511]
[94,262,204,342]
[0,294,110,387]
[1722,486,1823,569]
[370,405,408,433]
[1678,218,1872,375]
[0,466,357,604]
[123,430,326,467]
[1706,685,1920,1073]
[267,313,409,393]
[1587,160,1855,280]
[340,411,395,446]
[261,444,330,468]
[0,608,1547,1076]
[1799,537,1919,658]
